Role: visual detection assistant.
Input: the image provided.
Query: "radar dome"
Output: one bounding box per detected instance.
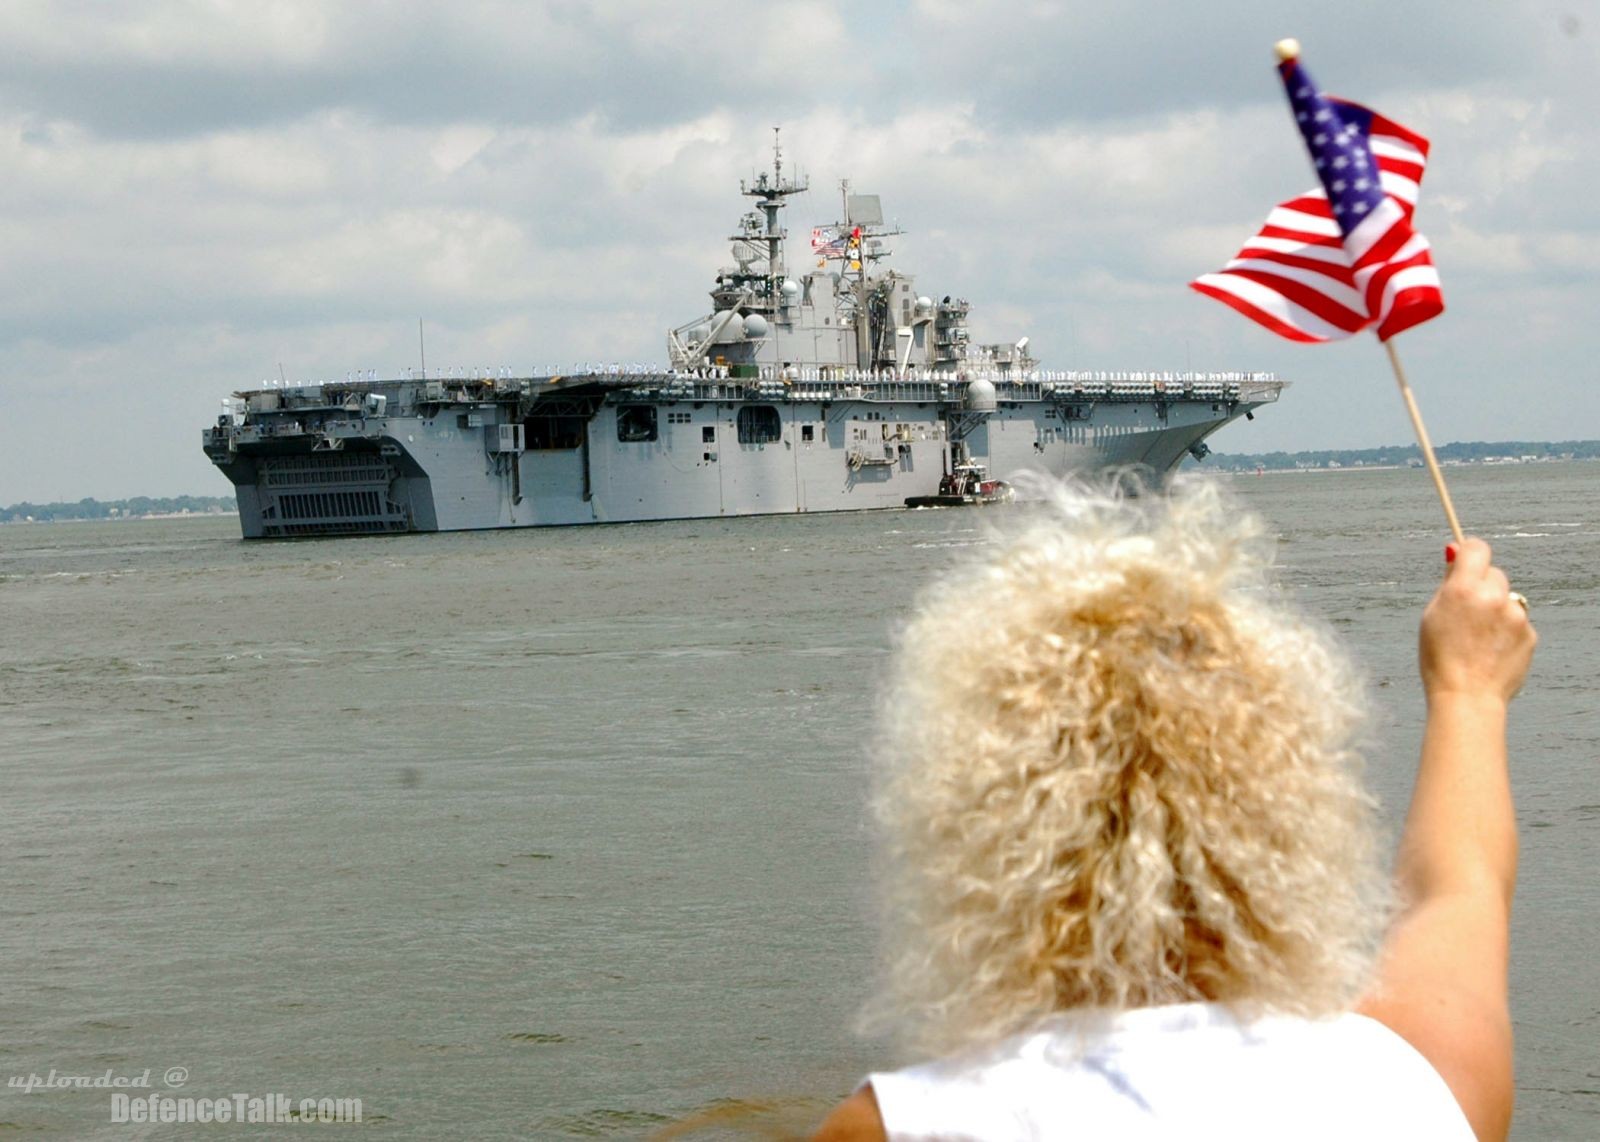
[915,296,933,315]
[742,314,769,339]
[966,378,997,411]
[780,279,800,299]
[688,324,711,344]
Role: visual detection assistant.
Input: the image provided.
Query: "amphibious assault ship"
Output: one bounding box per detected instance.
[203,137,1282,538]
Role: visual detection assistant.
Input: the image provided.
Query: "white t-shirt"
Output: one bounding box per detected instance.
[867,1002,1473,1141]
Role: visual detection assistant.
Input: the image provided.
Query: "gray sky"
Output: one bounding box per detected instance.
[2,0,1596,502]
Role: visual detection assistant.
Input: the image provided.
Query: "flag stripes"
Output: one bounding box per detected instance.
[1192,84,1444,343]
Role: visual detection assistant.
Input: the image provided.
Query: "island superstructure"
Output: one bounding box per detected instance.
[203,136,1283,538]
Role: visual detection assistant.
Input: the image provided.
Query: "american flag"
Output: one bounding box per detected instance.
[811,226,847,257]
[1191,54,1444,342]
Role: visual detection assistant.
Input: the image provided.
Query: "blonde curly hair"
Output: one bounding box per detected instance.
[865,475,1389,1058]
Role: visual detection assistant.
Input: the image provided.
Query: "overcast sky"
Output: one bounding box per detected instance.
[2,0,1596,502]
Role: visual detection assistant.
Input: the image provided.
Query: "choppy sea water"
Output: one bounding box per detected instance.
[0,462,1594,1139]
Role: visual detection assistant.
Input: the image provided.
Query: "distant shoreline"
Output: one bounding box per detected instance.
[0,510,237,526]
[1223,465,1410,475]
[1217,458,1596,476]
[1208,440,1600,474]
[0,496,238,525]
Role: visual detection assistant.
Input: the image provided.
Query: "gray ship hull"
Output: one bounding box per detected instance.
[204,370,1281,539]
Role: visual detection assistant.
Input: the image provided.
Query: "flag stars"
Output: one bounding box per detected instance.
[1354,177,1370,191]
[1352,201,1369,214]
[1315,108,1332,122]
[1297,86,1311,97]
[1297,111,1309,122]
[1332,156,1348,169]
[1332,179,1348,192]
[1314,133,1328,145]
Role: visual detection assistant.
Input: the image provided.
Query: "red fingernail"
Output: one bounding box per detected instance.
[1445,544,1457,564]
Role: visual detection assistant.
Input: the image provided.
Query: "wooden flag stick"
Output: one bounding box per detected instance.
[1384,339,1465,544]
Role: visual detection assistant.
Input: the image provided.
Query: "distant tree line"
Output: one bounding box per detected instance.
[1207,440,1600,471]
[0,495,238,522]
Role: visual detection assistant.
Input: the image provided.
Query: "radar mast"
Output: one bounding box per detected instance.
[740,127,808,301]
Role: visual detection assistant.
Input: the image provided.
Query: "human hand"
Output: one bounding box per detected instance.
[1418,538,1537,704]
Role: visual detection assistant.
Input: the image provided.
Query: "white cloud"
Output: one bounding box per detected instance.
[1,0,1598,501]
[0,1,337,68]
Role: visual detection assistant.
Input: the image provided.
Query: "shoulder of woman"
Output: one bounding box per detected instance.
[1356,898,1515,1142]
[811,1087,887,1142]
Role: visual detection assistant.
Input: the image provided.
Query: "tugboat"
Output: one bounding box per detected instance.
[905,461,1015,508]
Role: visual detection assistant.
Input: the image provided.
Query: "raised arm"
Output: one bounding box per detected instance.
[1357,538,1536,1141]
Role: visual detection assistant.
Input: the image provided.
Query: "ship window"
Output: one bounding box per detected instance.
[737,406,781,444]
[457,413,470,429]
[702,425,716,443]
[524,413,585,450]
[616,405,657,443]
[801,424,814,442]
